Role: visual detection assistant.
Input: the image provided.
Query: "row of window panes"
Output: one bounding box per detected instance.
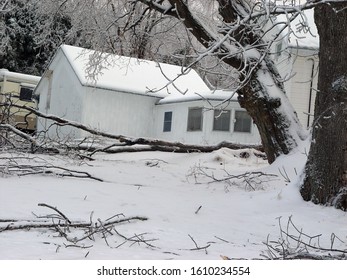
[163,108,252,133]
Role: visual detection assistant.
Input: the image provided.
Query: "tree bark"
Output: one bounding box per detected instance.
[137,0,306,163]
[238,60,303,163]
[301,3,347,210]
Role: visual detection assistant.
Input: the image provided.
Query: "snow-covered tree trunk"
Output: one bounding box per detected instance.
[238,57,305,163]
[301,3,347,210]
[138,0,306,163]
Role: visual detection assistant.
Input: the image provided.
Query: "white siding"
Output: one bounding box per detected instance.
[154,100,261,145]
[275,51,294,95]
[82,87,160,138]
[285,48,318,128]
[37,50,86,139]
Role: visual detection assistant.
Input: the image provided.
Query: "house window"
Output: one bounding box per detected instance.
[213,110,231,131]
[187,107,203,131]
[234,111,252,133]
[19,87,33,101]
[275,42,282,60]
[163,111,172,132]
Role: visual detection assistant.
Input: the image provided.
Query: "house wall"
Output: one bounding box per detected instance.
[154,100,261,145]
[36,49,162,140]
[273,48,294,95]
[284,48,319,128]
[37,50,85,139]
[82,87,161,138]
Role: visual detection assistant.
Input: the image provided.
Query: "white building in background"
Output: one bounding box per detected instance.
[0,69,40,131]
[275,9,319,128]
[35,45,260,145]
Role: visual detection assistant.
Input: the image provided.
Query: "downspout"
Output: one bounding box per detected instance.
[42,70,53,130]
[307,58,315,128]
[45,70,53,112]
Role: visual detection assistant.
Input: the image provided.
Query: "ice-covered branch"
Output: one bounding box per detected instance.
[262,216,347,260]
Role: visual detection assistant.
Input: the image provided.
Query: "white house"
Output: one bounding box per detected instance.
[276,9,319,128]
[35,45,261,145]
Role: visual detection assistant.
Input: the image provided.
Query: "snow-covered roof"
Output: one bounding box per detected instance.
[60,45,210,97]
[277,9,319,49]
[158,89,238,104]
[0,68,41,85]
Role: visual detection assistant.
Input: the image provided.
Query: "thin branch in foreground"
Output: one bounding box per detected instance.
[214,235,231,243]
[179,234,211,254]
[0,124,38,146]
[0,206,150,255]
[0,214,148,232]
[187,163,278,191]
[0,162,103,182]
[262,216,347,260]
[114,228,159,249]
[194,205,202,214]
[38,203,72,224]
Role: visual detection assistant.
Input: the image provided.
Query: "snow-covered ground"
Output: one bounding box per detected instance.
[0,143,346,260]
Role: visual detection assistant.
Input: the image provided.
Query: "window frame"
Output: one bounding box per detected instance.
[213,109,231,132]
[233,110,252,133]
[187,107,203,132]
[275,42,282,60]
[163,111,173,132]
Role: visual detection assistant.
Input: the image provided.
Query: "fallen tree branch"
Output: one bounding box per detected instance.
[0,124,38,146]
[188,163,277,191]
[0,204,148,233]
[0,215,148,232]
[81,142,265,155]
[2,103,264,155]
[0,162,103,182]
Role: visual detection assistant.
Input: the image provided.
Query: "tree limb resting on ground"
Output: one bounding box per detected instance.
[0,203,148,233]
[2,103,264,155]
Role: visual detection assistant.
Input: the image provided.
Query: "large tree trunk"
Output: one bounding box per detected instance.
[238,57,304,163]
[138,0,306,163]
[301,3,347,210]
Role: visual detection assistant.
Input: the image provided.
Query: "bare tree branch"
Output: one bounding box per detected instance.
[38,203,72,224]
[262,216,347,260]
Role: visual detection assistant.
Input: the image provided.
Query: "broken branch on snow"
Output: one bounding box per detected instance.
[262,216,347,260]
[0,203,148,234]
[1,103,264,156]
[0,162,103,182]
[188,163,277,191]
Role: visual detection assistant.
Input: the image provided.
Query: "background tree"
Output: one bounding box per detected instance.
[67,0,194,65]
[0,0,194,74]
[301,2,347,210]
[0,0,84,75]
